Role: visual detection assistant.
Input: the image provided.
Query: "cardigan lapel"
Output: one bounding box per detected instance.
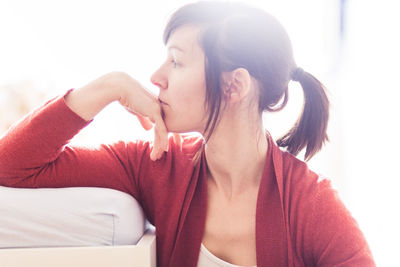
[168,147,208,267]
[170,135,288,267]
[255,134,288,267]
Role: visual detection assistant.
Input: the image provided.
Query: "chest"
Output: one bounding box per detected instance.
[201,184,258,266]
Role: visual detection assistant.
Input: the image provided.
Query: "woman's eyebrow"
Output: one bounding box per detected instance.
[168,45,185,53]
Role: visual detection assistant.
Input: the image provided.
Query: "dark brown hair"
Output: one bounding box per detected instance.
[163,1,329,161]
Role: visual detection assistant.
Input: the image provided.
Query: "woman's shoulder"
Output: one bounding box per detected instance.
[278,148,333,198]
[279,151,374,266]
[266,133,329,192]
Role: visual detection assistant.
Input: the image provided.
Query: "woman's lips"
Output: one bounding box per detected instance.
[158,98,168,105]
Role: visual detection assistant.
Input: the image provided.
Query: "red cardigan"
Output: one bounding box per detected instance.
[0,89,375,267]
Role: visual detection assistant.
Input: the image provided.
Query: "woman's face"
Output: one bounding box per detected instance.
[151,25,208,133]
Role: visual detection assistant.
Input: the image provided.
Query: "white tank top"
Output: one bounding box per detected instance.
[197,243,257,267]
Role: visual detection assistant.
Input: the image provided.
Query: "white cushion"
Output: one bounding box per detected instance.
[0,186,146,248]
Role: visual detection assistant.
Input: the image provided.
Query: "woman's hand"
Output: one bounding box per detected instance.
[116,72,169,161]
[66,71,172,161]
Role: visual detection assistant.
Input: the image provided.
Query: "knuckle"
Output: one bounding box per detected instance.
[110,71,128,78]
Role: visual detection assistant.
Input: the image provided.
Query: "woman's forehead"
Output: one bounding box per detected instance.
[166,25,203,55]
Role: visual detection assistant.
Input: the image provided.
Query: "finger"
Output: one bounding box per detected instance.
[150,115,169,161]
[154,116,169,152]
[150,123,163,161]
[137,115,153,131]
[172,133,182,149]
[124,108,154,130]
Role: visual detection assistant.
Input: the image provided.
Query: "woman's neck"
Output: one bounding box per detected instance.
[204,117,268,202]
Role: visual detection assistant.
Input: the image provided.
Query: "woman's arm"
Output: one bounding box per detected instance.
[0,72,167,199]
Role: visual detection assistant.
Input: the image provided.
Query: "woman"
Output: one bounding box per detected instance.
[0,1,374,266]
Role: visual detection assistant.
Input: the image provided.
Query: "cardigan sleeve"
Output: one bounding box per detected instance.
[310,178,376,266]
[0,88,148,202]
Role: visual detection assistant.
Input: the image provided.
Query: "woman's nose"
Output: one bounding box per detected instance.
[150,67,168,90]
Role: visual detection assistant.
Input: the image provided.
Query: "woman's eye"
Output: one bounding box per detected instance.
[171,59,178,68]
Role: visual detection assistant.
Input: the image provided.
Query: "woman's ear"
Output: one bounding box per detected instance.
[221,68,251,103]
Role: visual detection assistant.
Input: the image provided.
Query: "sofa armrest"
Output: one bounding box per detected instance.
[0,228,156,267]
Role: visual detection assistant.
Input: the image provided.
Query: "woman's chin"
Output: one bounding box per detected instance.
[163,116,204,134]
[165,124,197,134]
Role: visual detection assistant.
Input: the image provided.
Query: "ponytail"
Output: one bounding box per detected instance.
[277,68,330,161]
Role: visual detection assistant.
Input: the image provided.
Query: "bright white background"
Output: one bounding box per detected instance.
[0,0,399,265]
